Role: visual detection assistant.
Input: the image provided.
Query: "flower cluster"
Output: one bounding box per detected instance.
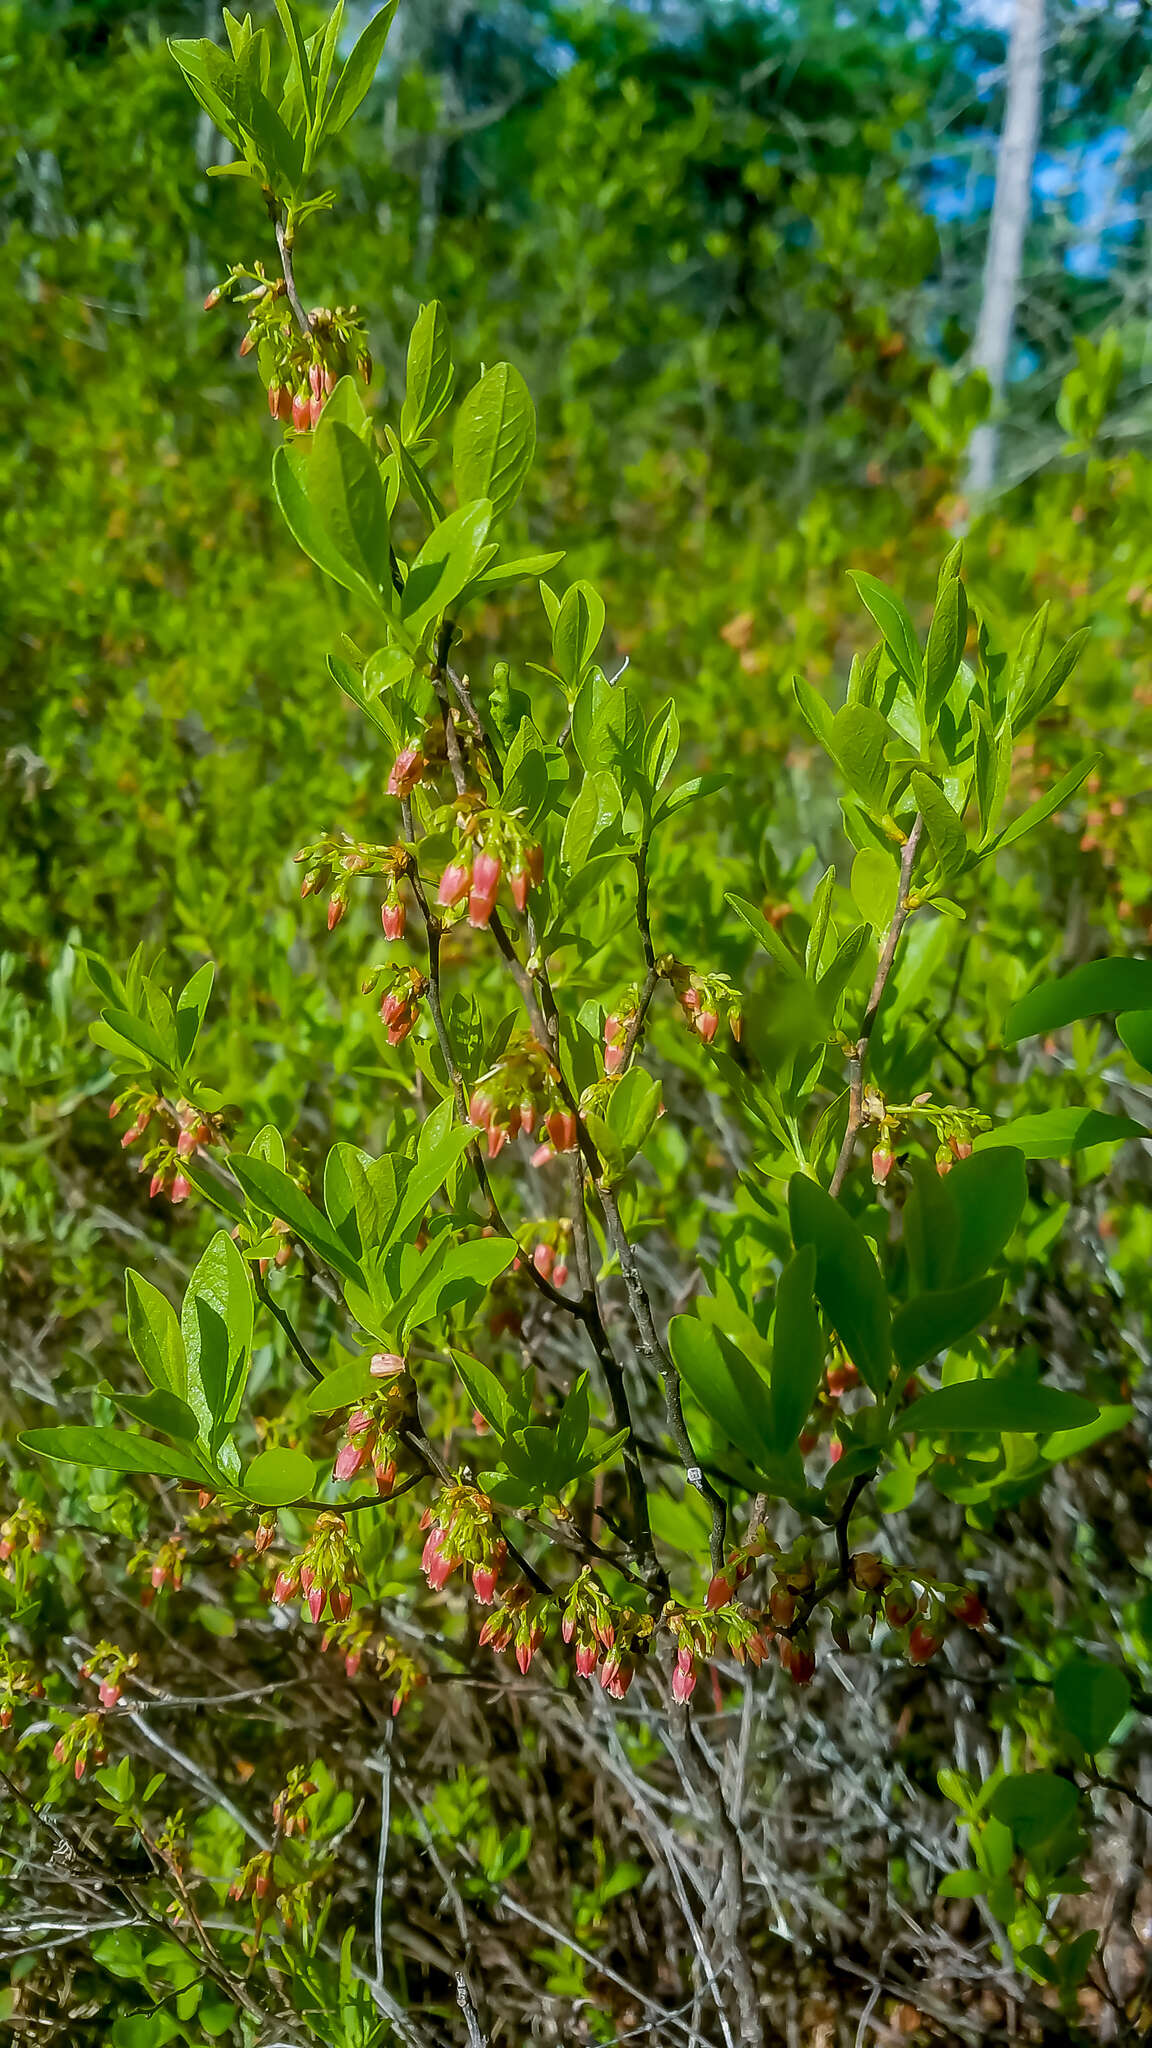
[112,1088,231,1204]
[331,1374,411,1495]
[664,1601,772,1704]
[206,267,371,430]
[0,1649,45,1731]
[272,1764,319,1839]
[420,1486,506,1603]
[360,963,428,1046]
[78,1641,138,1711]
[478,1586,551,1673]
[666,962,743,1047]
[0,1500,45,1578]
[228,1849,276,1907]
[435,814,543,931]
[529,1225,571,1290]
[128,1534,186,1605]
[272,1513,357,1625]
[468,1035,572,1160]
[559,1568,617,1677]
[858,1086,993,1184]
[295,831,412,936]
[320,1618,426,1713]
[51,1711,107,1782]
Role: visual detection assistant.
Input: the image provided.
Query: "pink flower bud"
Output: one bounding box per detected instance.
[345,1649,362,1678]
[382,898,406,941]
[308,361,322,399]
[510,865,531,911]
[268,383,283,418]
[374,1457,397,1494]
[575,1642,598,1678]
[545,1108,578,1152]
[171,1175,191,1204]
[531,1142,554,1167]
[828,1437,843,1466]
[706,1571,735,1611]
[327,894,346,932]
[329,1588,352,1622]
[437,860,471,908]
[696,1009,719,1044]
[334,1436,372,1482]
[552,1259,569,1288]
[486,1124,508,1160]
[472,1562,499,1605]
[98,1681,121,1710]
[148,1172,164,1200]
[468,850,502,929]
[238,328,255,357]
[204,287,221,310]
[387,748,426,799]
[307,1585,327,1624]
[150,1562,168,1590]
[291,390,311,432]
[272,1570,298,1605]
[370,1351,405,1378]
[176,1128,197,1159]
[533,1242,556,1282]
[871,1144,894,1185]
[605,1041,626,1075]
[254,1520,275,1557]
[671,1653,697,1704]
[469,1089,494,1129]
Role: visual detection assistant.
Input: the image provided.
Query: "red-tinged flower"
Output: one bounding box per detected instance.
[171,1175,191,1203]
[601,1655,634,1700]
[307,1585,327,1624]
[292,390,311,432]
[561,1615,575,1645]
[334,1435,371,1482]
[438,860,471,908]
[272,1570,298,1606]
[680,988,701,1014]
[469,1089,494,1129]
[479,1611,515,1652]
[382,898,406,941]
[706,1570,735,1612]
[553,1259,569,1288]
[345,1649,362,1679]
[472,1562,499,1605]
[827,1361,859,1398]
[98,1681,120,1710]
[329,1588,352,1622]
[176,1128,196,1159]
[299,1564,315,1593]
[515,1628,542,1674]
[327,895,346,932]
[322,365,336,396]
[769,1584,796,1627]
[148,1172,164,1200]
[696,1009,719,1044]
[779,1640,815,1686]
[950,1135,973,1162]
[828,1437,844,1466]
[486,1124,507,1161]
[421,1527,455,1592]
[952,1591,987,1631]
[510,865,531,911]
[254,1518,275,1557]
[370,1351,405,1378]
[74,1755,86,1780]
[798,1429,817,1456]
[531,1142,553,1167]
[545,1108,578,1153]
[468,850,502,929]
[204,286,221,310]
[387,747,426,799]
[308,362,322,399]
[238,328,255,357]
[374,1456,397,1494]
[516,1099,534,1135]
[533,1242,556,1282]
[575,1642,598,1678]
[150,1562,168,1590]
[268,383,283,418]
[908,1624,943,1665]
[310,391,324,426]
[52,1737,66,1764]
[605,1041,625,1075]
[671,1649,697,1705]
[871,1144,894,1185]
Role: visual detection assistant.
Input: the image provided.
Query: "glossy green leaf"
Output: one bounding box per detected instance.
[892,1273,1003,1373]
[982,754,1098,862]
[944,1148,1028,1288]
[552,580,605,691]
[126,1271,186,1397]
[974,1108,1145,1160]
[668,1315,777,1468]
[788,1175,890,1395]
[180,1231,253,1454]
[924,574,967,725]
[399,498,492,644]
[452,362,535,521]
[848,571,922,685]
[229,1153,364,1282]
[850,847,897,931]
[175,961,214,1067]
[911,771,966,878]
[112,1388,200,1443]
[1006,957,1152,1041]
[1052,1658,1131,1753]
[897,1377,1097,1436]
[831,703,890,810]
[20,1426,210,1483]
[243,1446,315,1506]
[990,1772,1080,1854]
[400,301,454,443]
[725,892,803,979]
[316,0,398,141]
[1118,1009,1152,1075]
[769,1245,822,1447]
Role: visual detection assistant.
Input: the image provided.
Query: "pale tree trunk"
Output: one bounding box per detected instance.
[965,0,1045,498]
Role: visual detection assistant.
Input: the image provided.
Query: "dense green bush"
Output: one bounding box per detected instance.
[5,5,1152,2045]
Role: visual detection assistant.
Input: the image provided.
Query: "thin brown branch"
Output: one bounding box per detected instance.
[828,814,924,1197]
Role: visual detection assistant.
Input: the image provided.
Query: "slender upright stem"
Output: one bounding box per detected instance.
[274,215,312,337]
[828,815,924,1197]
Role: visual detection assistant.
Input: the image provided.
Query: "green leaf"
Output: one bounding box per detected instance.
[897,1377,1097,1436]
[273,442,382,609]
[974,1108,1145,1159]
[175,962,214,1068]
[944,1148,1028,1288]
[1052,1658,1131,1753]
[399,498,493,645]
[243,1446,316,1506]
[848,571,922,686]
[316,0,398,141]
[981,755,1099,861]
[552,581,605,691]
[769,1245,823,1447]
[126,1271,186,1397]
[793,675,836,751]
[805,866,836,977]
[990,1773,1080,1855]
[561,769,621,872]
[305,1358,377,1415]
[850,848,897,931]
[892,1274,1003,1373]
[168,39,246,153]
[788,1176,891,1396]
[1006,957,1152,1041]
[652,771,728,826]
[304,417,392,598]
[452,363,535,522]
[20,1426,210,1484]
[181,1232,253,1456]
[668,1315,777,1468]
[99,1007,176,1074]
[452,1350,527,1440]
[401,1236,517,1332]
[273,0,314,134]
[385,1124,475,1248]
[229,1154,364,1283]
[725,892,803,979]
[911,772,966,878]
[110,1389,201,1442]
[1014,627,1091,731]
[831,704,890,811]
[937,1870,987,1900]
[400,301,454,443]
[1118,1009,1152,1075]
[924,575,968,726]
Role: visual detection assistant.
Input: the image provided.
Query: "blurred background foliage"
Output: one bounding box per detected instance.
[6,0,1152,2034]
